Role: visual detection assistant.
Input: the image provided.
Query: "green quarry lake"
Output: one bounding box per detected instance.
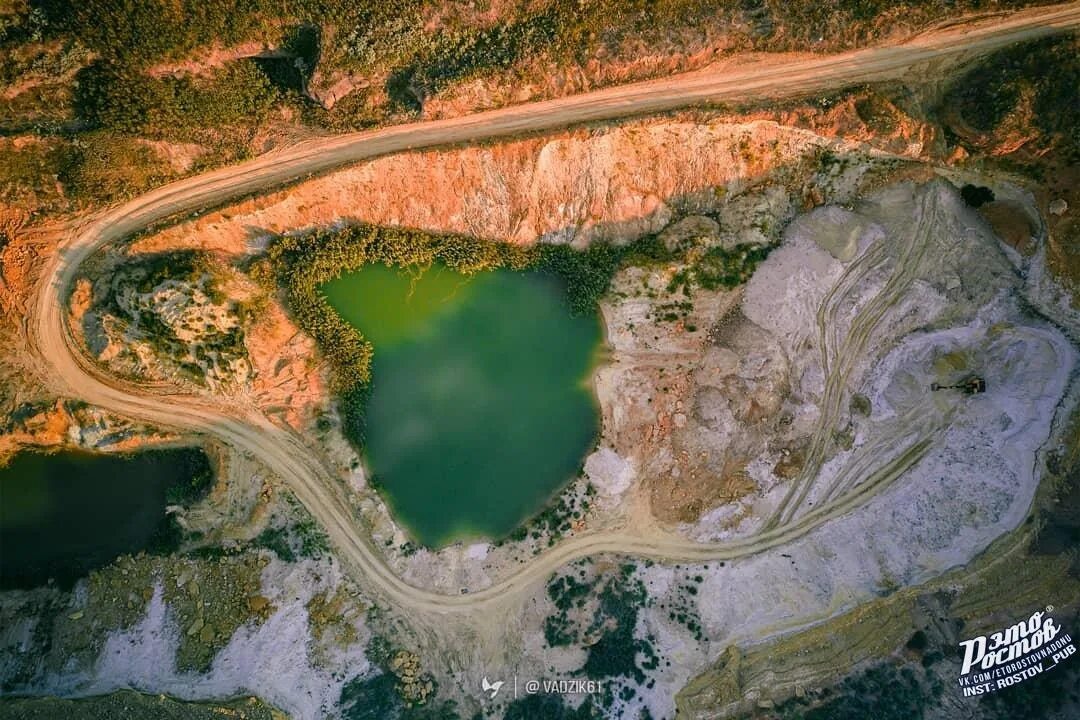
[0,447,211,589]
[321,263,602,547]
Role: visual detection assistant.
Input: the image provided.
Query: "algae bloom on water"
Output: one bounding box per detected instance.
[321,263,602,547]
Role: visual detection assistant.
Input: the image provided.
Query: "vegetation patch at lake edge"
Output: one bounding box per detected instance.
[259,223,772,545]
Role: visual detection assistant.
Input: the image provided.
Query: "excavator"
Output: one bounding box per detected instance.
[931,376,986,394]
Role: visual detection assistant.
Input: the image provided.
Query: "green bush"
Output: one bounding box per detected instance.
[268,222,768,451]
[0,139,70,211]
[251,526,296,562]
[667,243,773,294]
[164,449,215,504]
[504,694,601,720]
[533,242,628,316]
[265,225,622,448]
[62,0,280,65]
[542,563,657,686]
[387,11,559,111]
[55,133,173,203]
[766,663,931,720]
[340,673,403,720]
[75,59,278,139]
[945,36,1080,163]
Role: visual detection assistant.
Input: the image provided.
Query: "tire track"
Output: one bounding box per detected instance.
[27,5,1080,623]
[768,191,938,529]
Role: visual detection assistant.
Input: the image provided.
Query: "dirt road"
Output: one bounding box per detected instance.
[29,3,1080,622]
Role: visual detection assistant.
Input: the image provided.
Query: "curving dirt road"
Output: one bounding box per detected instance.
[30,2,1080,621]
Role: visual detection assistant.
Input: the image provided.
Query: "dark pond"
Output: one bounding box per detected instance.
[0,447,212,590]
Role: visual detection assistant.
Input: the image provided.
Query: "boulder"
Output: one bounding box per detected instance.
[584,448,635,497]
[787,205,866,262]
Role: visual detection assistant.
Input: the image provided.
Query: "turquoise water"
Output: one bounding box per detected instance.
[321,263,602,546]
[0,448,211,589]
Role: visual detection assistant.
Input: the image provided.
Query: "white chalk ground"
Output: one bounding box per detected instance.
[514,181,1079,720]
[610,324,1074,718]
[8,181,1078,720]
[34,558,373,720]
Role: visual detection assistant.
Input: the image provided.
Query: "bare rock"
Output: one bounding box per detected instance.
[791,205,866,262]
[307,69,368,110]
[584,447,635,498]
[658,215,720,252]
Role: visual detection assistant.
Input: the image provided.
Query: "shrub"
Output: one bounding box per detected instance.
[265,224,627,449]
[75,60,278,140]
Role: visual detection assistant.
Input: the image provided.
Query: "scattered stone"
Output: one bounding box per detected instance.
[659,216,720,252]
[247,595,271,614]
[389,650,434,707]
[979,200,1035,254]
[774,445,807,480]
[1049,198,1068,216]
[947,145,970,164]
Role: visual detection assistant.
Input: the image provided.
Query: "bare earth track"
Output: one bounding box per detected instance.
[28,3,1080,629]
